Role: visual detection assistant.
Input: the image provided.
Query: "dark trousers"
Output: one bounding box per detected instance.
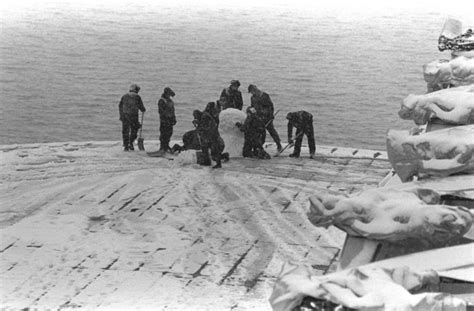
[265,121,281,145]
[182,130,201,150]
[243,143,270,159]
[242,139,255,157]
[294,123,316,155]
[243,131,269,159]
[121,115,140,147]
[160,122,174,151]
[201,136,224,165]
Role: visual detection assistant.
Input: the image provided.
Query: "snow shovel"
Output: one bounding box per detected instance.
[137,111,145,151]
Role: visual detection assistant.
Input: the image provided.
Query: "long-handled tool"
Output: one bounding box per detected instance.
[265,109,280,128]
[274,131,304,157]
[137,111,145,151]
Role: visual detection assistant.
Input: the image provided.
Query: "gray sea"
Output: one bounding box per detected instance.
[1,2,472,150]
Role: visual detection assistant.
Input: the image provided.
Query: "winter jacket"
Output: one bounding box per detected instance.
[158,96,176,125]
[287,111,313,140]
[119,92,146,120]
[240,113,266,145]
[219,87,243,110]
[197,111,220,142]
[250,92,275,122]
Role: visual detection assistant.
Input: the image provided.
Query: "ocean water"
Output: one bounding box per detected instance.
[0,2,471,150]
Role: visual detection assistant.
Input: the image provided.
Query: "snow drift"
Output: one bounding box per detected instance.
[306,186,472,244]
[423,56,474,92]
[386,125,474,181]
[399,85,474,125]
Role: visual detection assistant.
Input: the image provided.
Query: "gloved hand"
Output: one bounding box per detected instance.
[288,138,294,145]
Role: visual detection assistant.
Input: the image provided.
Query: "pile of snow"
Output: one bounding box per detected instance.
[423,56,474,91]
[218,108,246,158]
[174,149,198,165]
[307,186,473,244]
[270,261,469,311]
[399,85,474,125]
[386,125,474,181]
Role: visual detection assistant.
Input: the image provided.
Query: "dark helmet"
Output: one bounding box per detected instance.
[248,84,257,93]
[230,80,240,87]
[204,102,214,112]
[129,84,140,92]
[193,109,202,120]
[163,87,175,97]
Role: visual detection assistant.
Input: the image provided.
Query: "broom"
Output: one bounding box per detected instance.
[138,111,145,151]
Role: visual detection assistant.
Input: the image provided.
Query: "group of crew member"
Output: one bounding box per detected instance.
[118,80,316,168]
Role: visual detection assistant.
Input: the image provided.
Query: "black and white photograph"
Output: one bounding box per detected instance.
[1,0,473,309]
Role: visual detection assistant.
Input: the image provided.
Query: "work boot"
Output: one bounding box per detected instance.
[171,144,183,154]
[129,143,134,151]
[277,143,283,152]
[289,153,300,158]
[159,145,170,153]
[222,152,230,162]
[124,146,130,151]
[212,162,222,169]
[309,153,315,159]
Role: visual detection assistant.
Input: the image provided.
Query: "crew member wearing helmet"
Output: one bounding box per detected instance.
[236,106,270,159]
[196,102,227,168]
[158,87,176,153]
[286,111,316,159]
[248,84,282,152]
[119,84,146,151]
[219,80,243,110]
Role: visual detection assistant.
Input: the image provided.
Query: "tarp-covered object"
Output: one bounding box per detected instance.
[399,85,474,125]
[400,174,474,200]
[387,125,474,181]
[439,18,463,42]
[438,18,474,58]
[423,56,474,92]
[438,18,474,52]
[307,186,472,244]
[270,262,468,311]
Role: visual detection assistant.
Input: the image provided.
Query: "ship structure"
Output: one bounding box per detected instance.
[270,18,474,311]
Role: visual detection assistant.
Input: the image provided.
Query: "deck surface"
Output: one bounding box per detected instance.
[0,141,390,310]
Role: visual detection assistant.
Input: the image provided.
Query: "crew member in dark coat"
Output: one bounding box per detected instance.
[286,111,316,158]
[237,107,270,159]
[248,84,282,151]
[197,102,226,168]
[171,110,203,153]
[158,87,176,152]
[119,84,146,151]
[219,80,243,110]
[184,109,203,150]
